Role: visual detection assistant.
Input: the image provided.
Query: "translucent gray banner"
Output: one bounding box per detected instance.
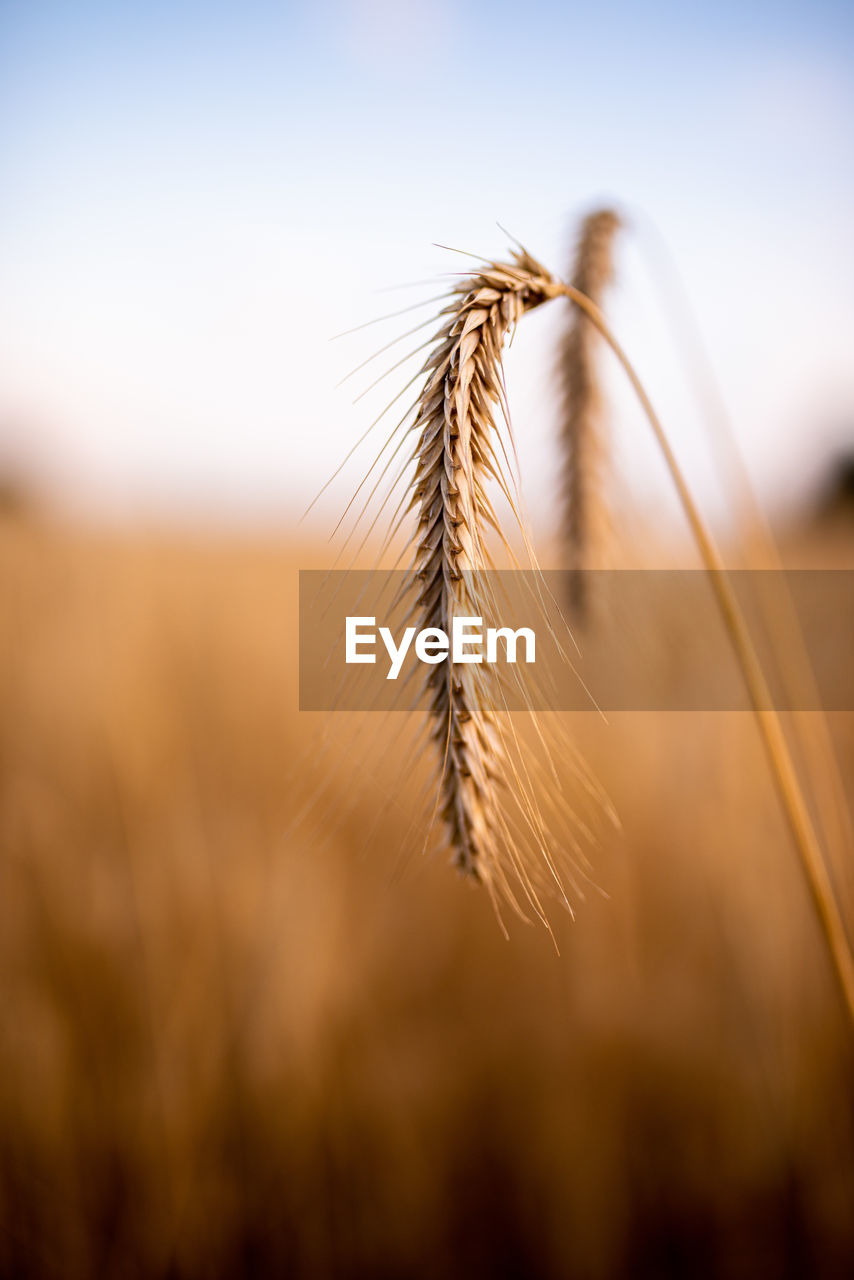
[299,570,854,711]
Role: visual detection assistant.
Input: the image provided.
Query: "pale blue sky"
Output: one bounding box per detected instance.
[1,0,852,531]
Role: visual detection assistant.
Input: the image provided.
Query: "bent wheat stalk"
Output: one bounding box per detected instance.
[389,238,854,1023]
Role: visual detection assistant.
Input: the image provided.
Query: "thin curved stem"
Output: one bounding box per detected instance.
[634,212,854,918]
[558,281,854,1029]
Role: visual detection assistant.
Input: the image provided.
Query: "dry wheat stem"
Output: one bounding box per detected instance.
[558,280,854,1026]
[636,219,854,921]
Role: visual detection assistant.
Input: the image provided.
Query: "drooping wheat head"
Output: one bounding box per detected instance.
[403,249,572,912]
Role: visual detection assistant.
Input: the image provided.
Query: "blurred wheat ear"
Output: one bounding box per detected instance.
[560,208,621,618]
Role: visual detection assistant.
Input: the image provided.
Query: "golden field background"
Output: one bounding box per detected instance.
[1,503,853,1278]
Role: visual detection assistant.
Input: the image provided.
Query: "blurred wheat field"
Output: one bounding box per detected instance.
[1,509,854,1278]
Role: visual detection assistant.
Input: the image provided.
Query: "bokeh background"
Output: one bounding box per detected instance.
[1,2,854,1277]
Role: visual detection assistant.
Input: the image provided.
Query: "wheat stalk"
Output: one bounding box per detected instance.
[382,232,854,1024]
[560,208,621,615]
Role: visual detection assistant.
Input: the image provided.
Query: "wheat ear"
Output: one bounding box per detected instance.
[560,209,621,614]
[404,249,565,895]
